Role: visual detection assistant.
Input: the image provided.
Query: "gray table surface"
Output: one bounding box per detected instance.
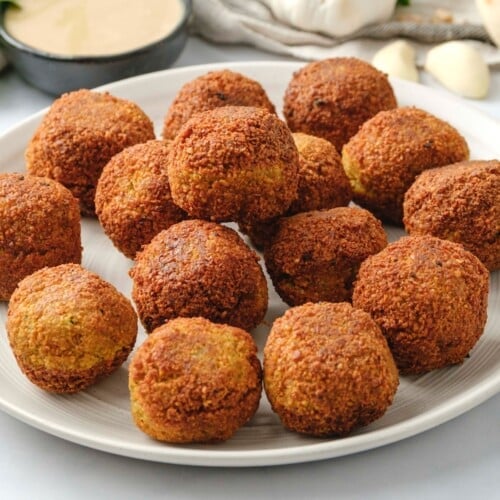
[0,36,499,500]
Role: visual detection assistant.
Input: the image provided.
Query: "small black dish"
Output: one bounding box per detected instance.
[0,0,191,95]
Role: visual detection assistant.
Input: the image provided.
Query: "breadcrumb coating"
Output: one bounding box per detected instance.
[7,264,137,393]
[162,69,276,140]
[352,236,489,374]
[0,173,81,301]
[130,220,268,332]
[26,89,155,215]
[403,160,500,270]
[95,140,187,259]
[167,106,299,223]
[342,107,469,224]
[265,207,387,306]
[283,58,397,152]
[264,302,399,436]
[129,317,262,443]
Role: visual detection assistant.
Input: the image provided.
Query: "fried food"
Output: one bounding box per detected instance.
[162,69,276,140]
[264,302,399,436]
[342,107,469,225]
[26,89,155,216]
[264,207,387,306]
[240,132,352,249]
[283,57,397,152]
[352,235,489,374]
[167,106,299,223]
[403,160,500,271]
[130,219,268,333]
[129,317,262,443]
[7,264,137,393]
[95,140,187,259]
[0,173,81,301]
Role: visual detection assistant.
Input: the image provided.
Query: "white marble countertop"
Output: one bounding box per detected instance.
[0,36,499,500]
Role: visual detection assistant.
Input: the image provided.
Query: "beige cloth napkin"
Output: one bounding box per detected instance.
[191,0,500,67]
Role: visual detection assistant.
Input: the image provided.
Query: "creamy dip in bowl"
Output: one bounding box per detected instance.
[0,0,191,94]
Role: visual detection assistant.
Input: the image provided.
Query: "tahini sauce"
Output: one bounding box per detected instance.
[4,0,185,56]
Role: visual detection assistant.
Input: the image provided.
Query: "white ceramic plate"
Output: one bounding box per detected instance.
[0,62,499,467]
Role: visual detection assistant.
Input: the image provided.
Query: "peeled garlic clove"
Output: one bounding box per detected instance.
[476,0,500,47]
[425,41,490,99]
[372,40,419,82]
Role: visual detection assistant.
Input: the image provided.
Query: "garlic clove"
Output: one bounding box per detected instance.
[476,0,500,47]
[372,40,419,82]
[424,41,490,99]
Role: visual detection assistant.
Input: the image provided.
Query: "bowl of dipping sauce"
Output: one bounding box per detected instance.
[0,0,191,95]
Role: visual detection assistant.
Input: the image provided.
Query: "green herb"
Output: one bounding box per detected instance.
[0,0,21,9]
[397,0,411,6]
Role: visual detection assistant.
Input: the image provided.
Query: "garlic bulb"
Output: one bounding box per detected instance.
[264,0,397,37]
[425,41,490,99]
[476,0,500,47]
[372,40,419,82]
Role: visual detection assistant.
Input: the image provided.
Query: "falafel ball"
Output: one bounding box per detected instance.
[95,140,187,259]
[167,106,299,223]
[162,69,276,140]
[0,173,81,301]
[7,264,137,393]
[283,57,397,152]
[352,236,489,374]
[403,160,500,271]
[264,302,399,436]
[26,89,155,216]
[342,107,469,225]
[265,207,387,306]
[130,219,268,333]
[240,132,352,249]
[129,317,262,443]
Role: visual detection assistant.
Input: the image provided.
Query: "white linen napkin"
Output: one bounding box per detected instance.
[191,0,500,67]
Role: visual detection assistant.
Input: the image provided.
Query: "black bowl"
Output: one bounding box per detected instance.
[0,0,191,95]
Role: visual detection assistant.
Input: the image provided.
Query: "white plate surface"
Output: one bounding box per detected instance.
[0,62,499,467]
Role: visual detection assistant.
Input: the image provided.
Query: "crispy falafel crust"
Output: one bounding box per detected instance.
[130,220,268,332]
[26,89,155,216]
[239,132,352,249]
[264,302,399,436]
[283,58,397,152]
[0,173,81,301]
[7,264,137,393]
[162,69,276,140]
[167,106,299,223]
[403,160,500,271]
[342,107,469,224]
[352,236,489,374]
[95,140,187,259]
[265,207,387,306]
[129,317,262,443]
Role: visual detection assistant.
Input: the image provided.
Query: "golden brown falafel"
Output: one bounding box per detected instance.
[26,89,155,216]
[264,302,399,436]
[7,264,137,393]
[95,140,187,259]
[129,317,262,443]
[0,173,81,301]
[130,219,268,333]
[352,236,489,374]
[240,132,352,249]
[403,160,500,271]
[283,58,397,152]
[264,207,387,306]
[342,107,469,225]
[167,106,299,224]
[162,69,276,140]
